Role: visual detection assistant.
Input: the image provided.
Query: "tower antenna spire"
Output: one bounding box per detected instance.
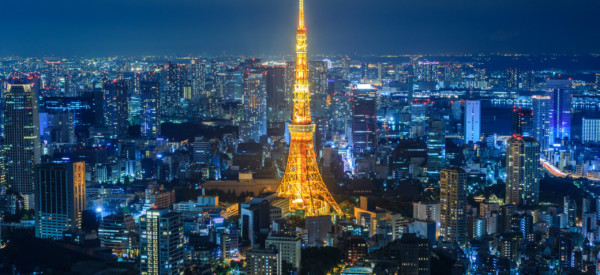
[298,0,304,29]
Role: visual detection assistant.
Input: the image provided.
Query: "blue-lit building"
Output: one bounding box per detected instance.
[546,79,572,143]
[35,162,86,240]
[140,79,161,138]
[531,95,551,152]
[464,100,481,144]
[241,72,267,143]
[351,84,377,151]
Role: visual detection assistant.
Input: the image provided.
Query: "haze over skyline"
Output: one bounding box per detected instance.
[2,0,599,56]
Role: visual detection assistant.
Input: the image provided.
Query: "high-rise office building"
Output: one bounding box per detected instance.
[41,94,98,140]
[35,162,86,240]
[582,118,600,144]
[224,68,244,101]
[308,60,329,118]
[511,108,533,136]
[115,81,129,138]
[140,209,184,275]
[563,196,577,228]
[242,72,267,142]
[351,84,377,151]
[547,79,572,143]
[45,60,62,95]
[266,66,287,123]
[451,100,462,121]
[505,136,541,206]
[427,119,445,177]
[265,234,302,271]
[440,168,467,246]
[91,90,106,127]
[164,63,189,107]
[531,95,551,152]
[64,74,75,96]
[104,80,129,138]
[140,80,161,138]
[416,61,439,83]
[407,64,415,103]
[189,59,206,95]
[192,137,209,164]
[98,212,137,259]
[4,80,41,197]
[464,100,481,144]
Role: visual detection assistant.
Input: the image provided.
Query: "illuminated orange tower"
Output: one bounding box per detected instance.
[277,0,342,216]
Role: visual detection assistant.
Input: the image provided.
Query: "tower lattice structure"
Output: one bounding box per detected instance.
[277,0,342,216]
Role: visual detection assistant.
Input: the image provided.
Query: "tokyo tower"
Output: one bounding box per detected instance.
[277,0,343,216]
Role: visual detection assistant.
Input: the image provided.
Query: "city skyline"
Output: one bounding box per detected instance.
[0,0,600,274]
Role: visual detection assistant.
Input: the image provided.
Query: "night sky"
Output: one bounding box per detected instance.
[2,0,599,56]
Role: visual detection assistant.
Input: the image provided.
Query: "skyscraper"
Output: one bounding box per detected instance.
[241,72,267,142]
[189,59,206,95]
[308,60,329,118]
[92,90,105,127]
[547,79,572,143]
[192,137,209,164]
[277,0,342,216]
[104,80,129,138]
[224,68,244,102]
[531,95,551,152]
[266,66,287,123]
[351,84,377,151]
[407,64,415,103]
[464,100,481,144]
[427,119,445,178]
[505,136,541,206]
[164,62,189,108]
[45,60,62,96]
[35,162,86,240]
[4,79,41,197]
[140,209,184,275]
[116,80,129,138]
[511,108,533,136]
[440,168,467,246]
[140,80,161,138]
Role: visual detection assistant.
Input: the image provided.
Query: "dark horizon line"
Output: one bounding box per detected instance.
[1,52,600,60]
